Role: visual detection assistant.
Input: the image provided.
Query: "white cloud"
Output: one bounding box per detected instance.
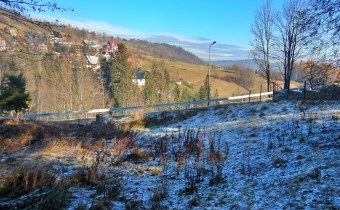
[30,14,249,61]
[155,33,212,44]
[31,13,148,39]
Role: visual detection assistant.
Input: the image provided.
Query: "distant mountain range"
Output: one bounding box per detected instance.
[211,59,258,69]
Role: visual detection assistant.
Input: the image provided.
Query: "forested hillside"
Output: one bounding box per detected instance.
[124,39,205,65]
[0,7,269,117]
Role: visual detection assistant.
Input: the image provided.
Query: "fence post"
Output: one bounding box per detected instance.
[272,82,276,100]
[249,90,251,103]
[304,80,307,101]
[260,84,262,102]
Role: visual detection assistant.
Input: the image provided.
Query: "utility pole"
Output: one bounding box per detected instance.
[208,41,216,106]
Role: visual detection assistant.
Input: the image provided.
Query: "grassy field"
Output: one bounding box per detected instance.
[136,55,300,98]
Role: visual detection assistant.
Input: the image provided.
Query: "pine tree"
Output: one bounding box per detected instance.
[143,70,159,104]
[0,73,31,122]
[199,75,210,100]
[213,88,219,99]
[109,43,132,107]
[174,85,181,102]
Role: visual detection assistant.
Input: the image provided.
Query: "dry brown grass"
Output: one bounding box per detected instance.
[0,124,45,152]
[139,55,271,97]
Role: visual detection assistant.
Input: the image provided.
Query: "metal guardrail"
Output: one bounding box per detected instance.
[0,92,273,120]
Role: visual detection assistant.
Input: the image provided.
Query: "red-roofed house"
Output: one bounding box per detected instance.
[107,40,118,51]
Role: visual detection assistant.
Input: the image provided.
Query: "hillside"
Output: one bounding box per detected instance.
[0,7,300,116]
[212,59,258,69]
[123,39,205,65]
[135,55,301,97]
[0,100,339,209]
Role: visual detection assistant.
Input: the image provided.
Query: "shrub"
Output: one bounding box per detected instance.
[188,196,199,208]
[125,147,151,162]
[69,164,102,186]
[268,140,274,149]
[273,154,288,166]
[296,155,304,160]
[250,107,257,114]
[150,189,168,210]
[89,198,113,210]
[299,136,306,143]
[307,167,321,183]
[0,166,53,199]
[261,105,268,111]
[282,147,293,153]
[125,198,142,210]
[332,115,339,121]
[259,112,265,117]
[36,186,72,210]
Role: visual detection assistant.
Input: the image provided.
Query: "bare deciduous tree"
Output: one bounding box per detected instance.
[0,0,71,31]
[250,0,274,92]
[273,0,311,91]
[306,0,339,62]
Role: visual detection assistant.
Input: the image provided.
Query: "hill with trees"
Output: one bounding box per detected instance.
[123,39,205,65]
[0,6,274,119]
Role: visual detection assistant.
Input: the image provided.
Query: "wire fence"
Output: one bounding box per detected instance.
[0,91,274,122]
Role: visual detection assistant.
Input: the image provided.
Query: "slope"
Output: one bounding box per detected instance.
[0,100,339,209]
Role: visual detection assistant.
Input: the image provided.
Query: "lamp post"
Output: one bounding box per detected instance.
[208,41,216,106]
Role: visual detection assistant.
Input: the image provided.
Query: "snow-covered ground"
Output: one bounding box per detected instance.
[1,100,339,209]
[129,100,340,209]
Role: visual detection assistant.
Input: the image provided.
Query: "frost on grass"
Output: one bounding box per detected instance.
[0,100,339,209]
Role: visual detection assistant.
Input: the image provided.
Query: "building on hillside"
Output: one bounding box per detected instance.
[85,55,100,70]
[26,38,49,52]
[9,28,17,37]
[50,31,63,43]
[0,37,6,51]
[59,38,75,48]
[174,79,182,85]
[4,28,18,37]
[100,40,119,58]
[25,31,49,52]
[37,43,48,54]
[101,47,111,58]
[83,40,100,49]
[132,70,145,86]
[58,53,73,64]
[107,40,119,51]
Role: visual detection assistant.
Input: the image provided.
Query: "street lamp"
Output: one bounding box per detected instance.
[208,41,216,106]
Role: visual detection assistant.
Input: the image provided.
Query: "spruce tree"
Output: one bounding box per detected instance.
[0,73,31,122]
[109,43,132,107]
[199,75,210,100]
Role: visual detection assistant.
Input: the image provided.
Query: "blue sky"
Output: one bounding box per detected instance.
[32,0,284,61]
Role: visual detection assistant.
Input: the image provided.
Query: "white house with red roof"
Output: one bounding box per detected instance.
[108,40,119,51]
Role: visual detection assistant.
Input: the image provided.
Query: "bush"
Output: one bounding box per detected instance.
[261,105,268,111]
[307,167,321,183]
[150,190,168,210]
[125,198,142,210]
[282,147,293,153]
[188,196,199,208]
[36,186,72,210]
[273,155,288,166]
[89,198,113,210]
[69,164,102,186]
